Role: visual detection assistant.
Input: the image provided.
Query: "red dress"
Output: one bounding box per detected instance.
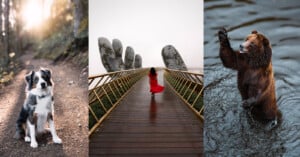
[148,73,164,93]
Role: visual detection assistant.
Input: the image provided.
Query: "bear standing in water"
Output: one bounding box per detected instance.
[218,28,281,128]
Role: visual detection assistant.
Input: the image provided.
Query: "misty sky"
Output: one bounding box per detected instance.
[89,0,203,75]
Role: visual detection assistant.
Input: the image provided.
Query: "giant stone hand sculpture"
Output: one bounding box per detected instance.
[112,39,124,70]
[162,45,187,70]
[98,37,142,72]
[98,37,119,72]
[134,54,142,68]
[124,46,135,70]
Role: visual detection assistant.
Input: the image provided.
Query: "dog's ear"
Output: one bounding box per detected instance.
[25,71,35,91]
[25,71,34,83]
[40,68,51,76]
[41,69,51,78]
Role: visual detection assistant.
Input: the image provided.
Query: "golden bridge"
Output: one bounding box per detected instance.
[88,68,203,156]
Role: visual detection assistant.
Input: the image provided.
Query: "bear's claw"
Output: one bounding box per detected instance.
[218,28,228,41]
[219,27,227,35]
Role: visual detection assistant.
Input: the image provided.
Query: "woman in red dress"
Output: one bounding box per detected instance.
[148,67,164,95]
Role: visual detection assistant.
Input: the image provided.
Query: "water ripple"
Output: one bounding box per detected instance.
[204,0,300,156]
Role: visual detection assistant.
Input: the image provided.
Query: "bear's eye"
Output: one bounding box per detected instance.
[248,42,255,48]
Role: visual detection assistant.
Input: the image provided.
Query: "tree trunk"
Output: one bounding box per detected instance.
[0,0,3,42]
[3,0,10,66]
[13,0,22,57]
[72,0,83,38]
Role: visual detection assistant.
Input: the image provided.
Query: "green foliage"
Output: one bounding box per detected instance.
[78,17,88,38]
[194,96,204,111]
[31,0,88,68]
[35,25,73,59]
[89,101,105,129]
[89,92,118,129]
[166,75,204,112]
[33,18,88,68]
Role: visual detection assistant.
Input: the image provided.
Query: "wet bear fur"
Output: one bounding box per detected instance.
[218,28,281,127]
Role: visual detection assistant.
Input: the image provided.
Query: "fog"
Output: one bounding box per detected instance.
[89,0,203,75]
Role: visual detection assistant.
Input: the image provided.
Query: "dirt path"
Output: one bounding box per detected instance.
[0,52,88,157]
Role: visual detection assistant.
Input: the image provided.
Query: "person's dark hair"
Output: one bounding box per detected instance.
[150,67,156,76]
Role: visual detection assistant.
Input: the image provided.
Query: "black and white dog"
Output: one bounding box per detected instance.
[14,68,62,148]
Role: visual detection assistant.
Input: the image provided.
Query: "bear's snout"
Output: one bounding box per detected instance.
[239,43,249,53]
[239,45,244,51]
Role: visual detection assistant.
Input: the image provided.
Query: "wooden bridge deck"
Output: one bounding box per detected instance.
[89,72,203,156]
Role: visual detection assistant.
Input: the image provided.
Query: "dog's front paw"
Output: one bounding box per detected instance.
[25,136,31,142]
[53,137,62,144]
[30,141,38,148]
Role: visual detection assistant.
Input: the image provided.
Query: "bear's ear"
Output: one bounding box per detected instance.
[263,37,272,66]
[252,30,258,34]
[263,37,270,47]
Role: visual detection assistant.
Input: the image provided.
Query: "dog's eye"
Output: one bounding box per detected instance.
[42,75,49,82]
[34,77,39,83]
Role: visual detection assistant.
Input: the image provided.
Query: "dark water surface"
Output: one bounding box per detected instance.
[204,1,300,156]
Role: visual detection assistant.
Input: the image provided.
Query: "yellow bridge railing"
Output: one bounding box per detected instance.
[164,69,204,121]
[88,68,149,136]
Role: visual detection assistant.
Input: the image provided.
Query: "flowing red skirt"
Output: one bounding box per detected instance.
[149,75,164,93]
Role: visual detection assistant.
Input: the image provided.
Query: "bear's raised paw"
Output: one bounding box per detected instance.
[218,28,229,45]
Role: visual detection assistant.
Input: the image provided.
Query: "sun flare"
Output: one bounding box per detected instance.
[21,0,53,30]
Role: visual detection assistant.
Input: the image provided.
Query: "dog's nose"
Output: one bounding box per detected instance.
[41,83,46,89]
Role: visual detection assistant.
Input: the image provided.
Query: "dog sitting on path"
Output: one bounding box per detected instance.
[13,68,62,148]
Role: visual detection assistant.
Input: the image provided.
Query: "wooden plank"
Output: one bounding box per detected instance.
[90,155,202,157]
[90,142,202,148]
[91,136,202,143]
[89,147,203,155]
[99,126,201,133]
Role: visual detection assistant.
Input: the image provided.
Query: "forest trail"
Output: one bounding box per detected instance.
[0,52,88,157]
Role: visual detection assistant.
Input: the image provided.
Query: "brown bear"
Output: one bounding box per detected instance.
[218,28,281,128]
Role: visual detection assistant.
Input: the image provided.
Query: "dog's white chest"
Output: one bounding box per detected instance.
[35,96,52,114]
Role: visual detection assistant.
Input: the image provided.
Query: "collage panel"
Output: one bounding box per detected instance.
[0,0,88,156]
[204,0,300,156]
[89,0,204,156]
[3,0,299,156]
